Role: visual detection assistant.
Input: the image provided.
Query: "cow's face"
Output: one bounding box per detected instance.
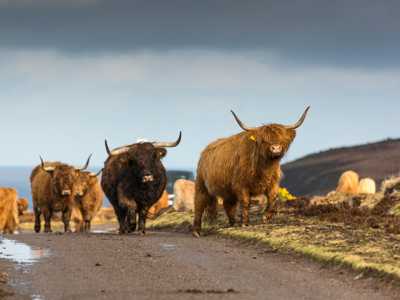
[126,143,167,184]
[231,107,309,160]
[254,125,296,160]
[75,171,99,197]
[48,166,77,210]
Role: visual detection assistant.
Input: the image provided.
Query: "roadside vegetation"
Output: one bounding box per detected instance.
[149,181,400,282]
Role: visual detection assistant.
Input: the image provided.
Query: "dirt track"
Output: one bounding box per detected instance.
[1,230,400,300]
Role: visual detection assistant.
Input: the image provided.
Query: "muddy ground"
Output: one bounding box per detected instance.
[1,228,400,300]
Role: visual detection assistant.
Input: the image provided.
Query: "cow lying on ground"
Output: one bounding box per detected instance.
[147,190,169,219]
[173,179,195,212]
[336,170,359,195]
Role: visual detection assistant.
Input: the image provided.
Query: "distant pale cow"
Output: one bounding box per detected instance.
[336,171,359,195]
[147,191,169,219]
[0,188,19,234]
[17,198,29,216]
[173,179,195,212]
[358,178,376,194]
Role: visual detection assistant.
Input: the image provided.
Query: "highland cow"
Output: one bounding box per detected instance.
[72,170,104,232]
[0,188,19,234]
[173,179,195,212]
[17,198,29,216]
[358,177,376,195]
[30,156,91,233]
[192,107,310,237]
[101,133,181,234]
[147,190,169,219]
[336,170,359,195]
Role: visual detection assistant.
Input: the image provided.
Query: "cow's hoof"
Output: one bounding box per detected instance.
[241,224,249,228]
[192,230,201,238]
[262,215,273,224]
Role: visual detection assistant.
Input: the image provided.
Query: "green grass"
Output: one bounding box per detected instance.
[148,210,400,282]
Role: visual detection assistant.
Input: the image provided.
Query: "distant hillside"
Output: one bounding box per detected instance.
[282,139,400,196]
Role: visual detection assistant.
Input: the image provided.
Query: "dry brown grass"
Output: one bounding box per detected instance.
[148,191,400,282]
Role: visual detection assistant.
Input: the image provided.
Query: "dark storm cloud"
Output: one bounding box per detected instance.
[1,0,399,67]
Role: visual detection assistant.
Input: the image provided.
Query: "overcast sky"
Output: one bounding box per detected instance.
[0,0,399,170]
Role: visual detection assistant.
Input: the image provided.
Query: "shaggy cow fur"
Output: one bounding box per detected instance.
[336,170,359,195]
[17,198,29,216]
[0,188,19,234]
[72,171,104,232]
[101,143,169,234]
[193,108,309,236]
[31,162,81,233]
[173,179,195,212]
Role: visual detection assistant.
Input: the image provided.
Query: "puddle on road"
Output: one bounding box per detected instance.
[0,238,50,265]
[160,243,176,251]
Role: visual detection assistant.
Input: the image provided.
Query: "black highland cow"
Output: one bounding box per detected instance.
[101,133,181,234]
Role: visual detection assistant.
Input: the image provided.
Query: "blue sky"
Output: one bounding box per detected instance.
[0,1,399,170]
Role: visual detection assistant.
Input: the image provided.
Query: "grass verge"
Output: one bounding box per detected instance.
[148,210,400,282]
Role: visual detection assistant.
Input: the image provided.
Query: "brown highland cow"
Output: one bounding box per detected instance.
[71,170,104,232]
[193,107,310,237]
[0,188,19,234]
[30,156,91,233]
[336,170,359,195]
[17,198,29,216]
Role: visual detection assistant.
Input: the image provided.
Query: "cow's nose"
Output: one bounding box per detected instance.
[142,175,154,183]
[270,144,282,154]
[62,190,71,196]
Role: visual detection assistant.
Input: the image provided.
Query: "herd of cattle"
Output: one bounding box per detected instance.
[1,107,313,236]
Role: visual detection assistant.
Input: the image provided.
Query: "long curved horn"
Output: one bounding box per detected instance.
[230,110,256,131]
[105,140,132,156]
[90,168,103,177]
[40,156,55,172]
[78,154,92,171]
[284,106,310,130]
[152,131,182,148]
[105,140,112,156]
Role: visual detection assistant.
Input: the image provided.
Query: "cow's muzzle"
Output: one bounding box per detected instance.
[61,190,72,196]
[142,175,154,183]
[270,144,282,155]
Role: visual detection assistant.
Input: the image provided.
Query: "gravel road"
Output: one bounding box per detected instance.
[1,230,399,300]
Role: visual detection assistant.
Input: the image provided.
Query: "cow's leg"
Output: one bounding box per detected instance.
[205,196,218,224]
[192,178,211,237]
[223,198,238,227]
[117,186,135,234]
[137,207,148,235]
[118,207,128,234]
[74,219,83,233]
[237,190,251,226]
[62,208,72,233]
[82,213,91,233]
[127,207,137,233]
[84,220,91,232]
[263,183,279,223]
[43,208,52,233]
[34,205,41,233]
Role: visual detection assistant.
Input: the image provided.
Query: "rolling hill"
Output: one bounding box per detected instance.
[282,138,400,196]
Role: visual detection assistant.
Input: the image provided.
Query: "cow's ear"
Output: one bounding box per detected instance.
[157,148,167,159]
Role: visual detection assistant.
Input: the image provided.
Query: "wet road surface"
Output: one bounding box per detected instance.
[1,230,400,300]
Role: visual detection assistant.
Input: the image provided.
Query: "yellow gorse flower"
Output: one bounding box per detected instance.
[278,187,296,201]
